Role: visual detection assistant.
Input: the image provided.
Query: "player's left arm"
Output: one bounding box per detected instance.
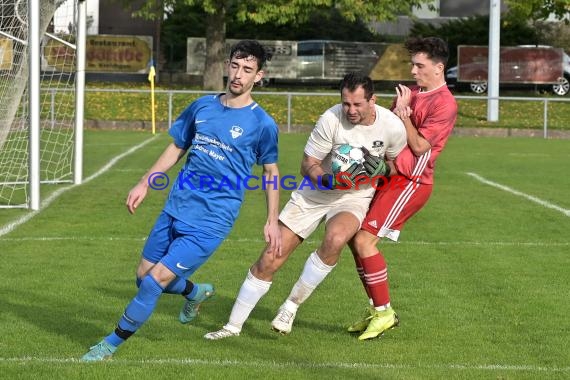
[394,85,458,156]
[404,106,457,157]
[399,112,431,156]
[262,162,282,257]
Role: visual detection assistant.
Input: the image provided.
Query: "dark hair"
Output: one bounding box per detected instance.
[229,40,273,71]
[339,72,374,100]
[405,37,449,66]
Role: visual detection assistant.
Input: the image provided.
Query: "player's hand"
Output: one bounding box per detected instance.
[393,105,412,121]
[395,84,412,108]
[264,220,282,258]
[362,149,390,178]
[126,182,148,214]
[319,173,334,190]
[345,161,367,183]
[334,161,367,189]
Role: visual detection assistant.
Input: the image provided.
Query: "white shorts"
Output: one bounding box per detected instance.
[279,190,372,239]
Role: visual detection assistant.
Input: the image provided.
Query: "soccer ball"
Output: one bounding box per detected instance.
[331,144,364,174]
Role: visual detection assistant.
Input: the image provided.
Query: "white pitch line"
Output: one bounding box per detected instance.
[0,356,568,373]
[0,135,160,238]
[0,236,568,247]
[466,172,570,217]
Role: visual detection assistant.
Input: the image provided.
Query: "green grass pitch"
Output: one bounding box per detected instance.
[0,130,569,379]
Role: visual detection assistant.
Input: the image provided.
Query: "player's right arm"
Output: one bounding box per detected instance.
[300,153,330,188]
[126,142,187,214]
[301,107,338,188]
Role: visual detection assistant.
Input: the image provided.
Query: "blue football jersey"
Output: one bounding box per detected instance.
[164,94,279,237]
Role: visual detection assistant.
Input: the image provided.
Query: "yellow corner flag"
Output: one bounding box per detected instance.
[148,63,156,135]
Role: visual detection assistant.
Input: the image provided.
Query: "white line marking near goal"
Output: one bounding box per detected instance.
[466,172,570,217]
[0,356,568,373]
[114,168,145,173]
[0,135,160,238]
[401,240,570,247]
[0,236,147,242]
[0,235,568,248]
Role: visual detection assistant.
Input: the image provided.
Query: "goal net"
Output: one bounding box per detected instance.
[0,0,82,209]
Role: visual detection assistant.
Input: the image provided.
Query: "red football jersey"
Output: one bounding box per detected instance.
[393,85,457,185]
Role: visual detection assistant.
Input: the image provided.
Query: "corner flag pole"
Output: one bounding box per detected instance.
[148,60,156,135]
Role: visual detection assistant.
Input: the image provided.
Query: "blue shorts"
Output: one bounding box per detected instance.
[142,211,226,277]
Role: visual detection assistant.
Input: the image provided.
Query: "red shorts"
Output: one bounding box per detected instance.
[361,176,432,241]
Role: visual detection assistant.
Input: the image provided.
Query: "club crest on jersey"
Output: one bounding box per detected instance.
[372,140,384,149]
[230,126,243,139]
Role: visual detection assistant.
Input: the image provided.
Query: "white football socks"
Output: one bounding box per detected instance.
[374,303,391,311]
[285,251,335,307]
[225,270,271,332]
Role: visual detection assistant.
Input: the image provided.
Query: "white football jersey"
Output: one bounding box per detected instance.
[300,103,407,201]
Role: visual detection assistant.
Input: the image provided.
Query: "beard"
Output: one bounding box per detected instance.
[227,79,255,97]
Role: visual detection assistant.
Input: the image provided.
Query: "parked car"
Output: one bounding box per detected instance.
[446,47,570,96]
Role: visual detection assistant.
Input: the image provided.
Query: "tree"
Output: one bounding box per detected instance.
[504,0,569,24]
[227,7,385,42]
[162,5,387,68]
[541,22,570,50]
[116,0,435,90]
[504,0,570,47]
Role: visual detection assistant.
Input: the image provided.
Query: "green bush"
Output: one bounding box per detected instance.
[84,82,570,131]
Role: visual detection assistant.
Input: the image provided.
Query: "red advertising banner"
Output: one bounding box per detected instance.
[457,46,564,84]
[43,35,153,73]
[86,35,152,73]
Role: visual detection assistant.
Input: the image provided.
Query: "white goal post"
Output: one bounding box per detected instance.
[0,0,85,210]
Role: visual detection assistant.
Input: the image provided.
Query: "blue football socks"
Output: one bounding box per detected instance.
[105,274,164,347]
